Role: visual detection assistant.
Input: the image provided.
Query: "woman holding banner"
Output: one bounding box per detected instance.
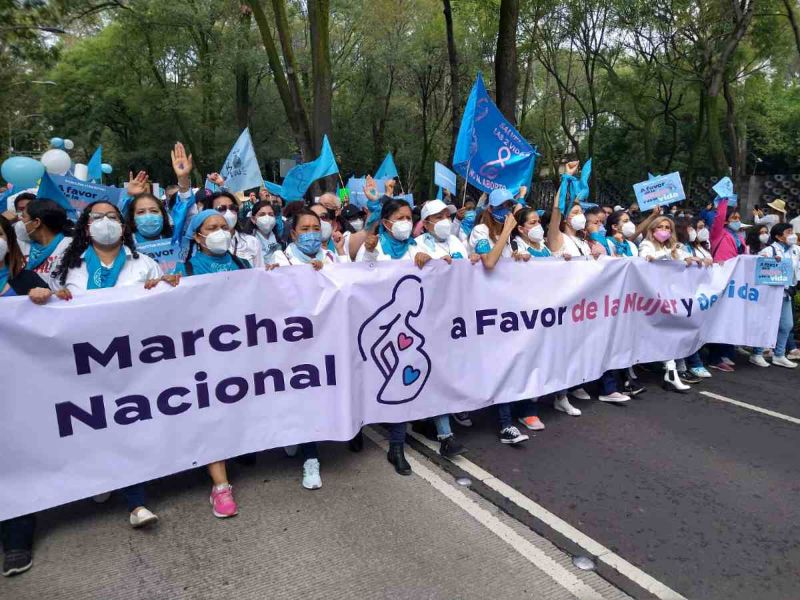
[17,199,71,280]
[244,200,290,267]
[202,191,265,270]
[468,188,517,267]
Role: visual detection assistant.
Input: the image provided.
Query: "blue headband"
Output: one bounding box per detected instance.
[185,209,221,240]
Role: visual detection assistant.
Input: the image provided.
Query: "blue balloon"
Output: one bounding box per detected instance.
[1,156,45,190]
[50,137,64,149]
[101,163,113,174]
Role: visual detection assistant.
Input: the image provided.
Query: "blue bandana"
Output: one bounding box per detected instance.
[526,245,551,258]
[378,225,416,260]
[26,233,65,271]
[187,251,241,275]
[85,246,127,289]
[589,232,611,254]
[609,237,632,257]
[365,199,383,229]
[460,210,477,235]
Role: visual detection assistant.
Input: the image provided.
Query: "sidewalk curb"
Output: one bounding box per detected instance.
[402,430,687,600]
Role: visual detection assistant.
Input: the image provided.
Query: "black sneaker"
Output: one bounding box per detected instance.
[3,550,32,577]
[499,426,529,445]
[452,412,473,427]
[621,381,646,397]
[439,436,467,458]
[678,370,702,384]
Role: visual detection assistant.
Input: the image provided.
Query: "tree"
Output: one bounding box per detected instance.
[495,0,519,124]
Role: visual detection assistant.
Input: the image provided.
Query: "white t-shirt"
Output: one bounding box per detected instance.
[231,232,265,269]
[468,224,512,258]
[356,238,414,262]
[412,232,470,260]
[254,230,290,266]
[23,236,72,279]
[53,246,163,292]
[556,234,591,258]
[639,240,679,261]
[512,236,551,257]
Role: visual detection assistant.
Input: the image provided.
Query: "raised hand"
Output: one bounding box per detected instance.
[332,231,345,254]
[207,172,225,187]
[365,231,379,252]
[171,142,193,191]
[565,161,580,176]
[502,213,517,237]
[127,170,149,196]
[364,175,379,201]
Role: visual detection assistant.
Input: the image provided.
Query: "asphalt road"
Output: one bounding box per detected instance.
[450,354,800,600]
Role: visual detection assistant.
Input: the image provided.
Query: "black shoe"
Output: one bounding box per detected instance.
[387,443,412,475]
[3,550,32,577]
[621,381,646,397]
[348,430,364,453]
[411,419,438,441]
[499,426,529,445]
[678,370,702,384]
[439,435,467,459]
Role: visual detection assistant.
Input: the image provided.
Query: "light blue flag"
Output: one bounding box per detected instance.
[375,152,399,180]
[712,176,734,199]
[453,74,537,194]
[219,128,264,192]
[281,135,339,201]
[434,162,457,194]
[36,172,77,218]
[436,186,443,200]
[87,146,103,183]
[264,180,284,197]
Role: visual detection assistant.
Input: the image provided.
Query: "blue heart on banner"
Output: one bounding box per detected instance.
[402,365,421,386]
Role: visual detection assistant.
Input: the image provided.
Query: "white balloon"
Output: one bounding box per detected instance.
[72,163,89,181]
[63,139,74,150]
[40,149,72,175]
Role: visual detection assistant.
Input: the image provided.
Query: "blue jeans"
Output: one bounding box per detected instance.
[776,295,794,357]
[685,351,703,369]
[433,414,452,439]
[1,513,35,551]
[389,422,407,445]
[498,399,539,429]
[600,371,620,395]
[123,484,147,512]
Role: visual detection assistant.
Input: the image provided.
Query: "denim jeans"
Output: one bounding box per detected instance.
[432,414,452,439]
[388,422,407,445]
[685,351,703,369]
[775,295,795,357]
[1,514,35,551]
[498,399,538,429]
[123,484,147,513]
[600,370,620,395]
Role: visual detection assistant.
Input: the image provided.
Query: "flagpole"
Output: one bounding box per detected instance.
[461,159,471,207]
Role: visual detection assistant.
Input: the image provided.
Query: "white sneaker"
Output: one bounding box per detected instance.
[570,387,591,401]
[302,458,322,489]
[92,492,111,503]
[554,395,581,416]
[129,507,158,528]
[772,355,798,369]
[598,392,630,403]
[721,357,736,367]
[749,355,770,368]
[787,349,800,360]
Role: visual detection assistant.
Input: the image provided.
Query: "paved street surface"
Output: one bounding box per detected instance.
[451,355,800,600]
[0,431,630,600]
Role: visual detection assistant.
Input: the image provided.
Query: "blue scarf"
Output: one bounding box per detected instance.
[287,243,326,264]
[589,232,611,254]
[188,251,241,275]
[526,245,551,258]
[460,211,477,236]
[365,199,383,229]
[26,233,65,271]
[85,246,127,289]
[378,225,416,260]
[726,227,743,253]
[0,266,9,294]
[609,236,631,257]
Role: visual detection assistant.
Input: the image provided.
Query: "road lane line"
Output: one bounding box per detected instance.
[699,391,800,425]
[403,428,688,600]
[363,426,608,600]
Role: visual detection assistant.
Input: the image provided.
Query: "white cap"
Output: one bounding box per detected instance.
[421,199,456,220]
[613,205,624,212]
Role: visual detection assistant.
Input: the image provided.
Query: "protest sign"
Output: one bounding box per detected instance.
[632,172,686,211]
[434,162,457,195]
[755,256,793,286]
[37,172,122,218]
[135,239,184,274]
[0,256,781,520]
[712,176,734,199]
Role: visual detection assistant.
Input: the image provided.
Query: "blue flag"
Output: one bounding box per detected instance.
[87,146,103,183]
[453,74,537,194]
[375,152,398,180]
[219,128,264,192]
[264,180,284,197]
[281,135,339,201]
[36,172,78,218]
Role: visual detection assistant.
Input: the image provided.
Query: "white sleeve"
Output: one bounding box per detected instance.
[451,219,462,236]
[469,224,491,254]
[143,254,163,279]
[449,236,469,257]
[638,240,656,259]
[272,250,291,266]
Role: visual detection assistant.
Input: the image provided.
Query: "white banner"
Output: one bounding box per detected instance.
[0,256,781,520]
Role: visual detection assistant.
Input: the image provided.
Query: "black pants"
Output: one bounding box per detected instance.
[1,514,35,551]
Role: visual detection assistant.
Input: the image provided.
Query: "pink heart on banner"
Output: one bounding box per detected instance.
[397,333,413,351]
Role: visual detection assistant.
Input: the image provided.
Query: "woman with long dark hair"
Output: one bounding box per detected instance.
[202,191,264,269]
[17,199,71,281]
[125,192,174,243]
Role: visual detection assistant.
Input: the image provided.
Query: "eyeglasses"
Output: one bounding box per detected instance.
[215,205,235,213]
[88,211,121,222]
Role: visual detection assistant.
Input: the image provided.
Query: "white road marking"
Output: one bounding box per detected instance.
[402,428,688,600]
[699,391,800,425]
[363,427,607,600]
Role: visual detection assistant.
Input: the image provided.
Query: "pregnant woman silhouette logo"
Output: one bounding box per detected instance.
[357,275,431,405]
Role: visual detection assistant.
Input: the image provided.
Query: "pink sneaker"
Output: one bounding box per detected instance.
[209,484,238,518]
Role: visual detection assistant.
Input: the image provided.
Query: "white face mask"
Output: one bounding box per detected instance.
[255,215,276,235]
[223,209,238,229]
[527,224,544,243]
[89,217,123,246]
[349,219,364,232]
[0,238,7,263]
[570,214,586,232]
[320,220,333,241]
[14,219,30,243]
[202,229,232,255]
[787,233,798,246]
[391,220,413,241]
[621,221,636,238]
[696,228,709,243]
[688,229,697,243]
[432,218,452,241]
[759,233,770,245]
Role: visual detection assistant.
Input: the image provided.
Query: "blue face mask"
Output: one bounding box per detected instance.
[728,221,742,231]
[135,213,164,238]
[491,206,510,223]
[296,232,322,256]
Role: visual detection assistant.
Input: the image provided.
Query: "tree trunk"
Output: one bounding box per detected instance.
[247,0,314,160]
[519,36,535,125]
[442,0,460,161]
[234,9,252,131]
[706,91,729,173]
[372,66,395,168]
[783,0,800,57]
[308,0,332,152]
[494,0,519,125]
